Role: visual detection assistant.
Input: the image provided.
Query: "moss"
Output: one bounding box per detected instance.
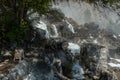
[63,62,73,78]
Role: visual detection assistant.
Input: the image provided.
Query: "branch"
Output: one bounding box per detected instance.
[1,4,10,11]
[56,72,71,80]
[0,0,13,11]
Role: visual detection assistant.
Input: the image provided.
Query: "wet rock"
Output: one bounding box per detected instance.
[7,61,30,80]
[31,62,54,80]
[80,43,102,66]
[62,61,72,77]
[3,6,120,80]
[0,74,4,80]
[47,9,65,23]
[2,51,12,57]
[55,50,68,66]
[71,60,84,80]
[32,58,38,63]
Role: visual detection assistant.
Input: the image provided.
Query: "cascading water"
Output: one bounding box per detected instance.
[35,21,50,38]
[52,0,120,34]
[4,0,120,80]
[66,20,75,33]
[50,24,59,38]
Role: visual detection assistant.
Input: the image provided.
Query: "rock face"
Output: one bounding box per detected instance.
[8,61,30,80]
[2,2,120,80]
[7,61,54,80]
[71,60,84,79]
[27,62,54,80]
[98,47,109,70]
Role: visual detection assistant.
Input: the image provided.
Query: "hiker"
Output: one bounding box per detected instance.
[19,48,25,60]
[13,49,21,62]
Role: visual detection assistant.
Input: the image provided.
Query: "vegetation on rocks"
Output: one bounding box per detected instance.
[0,0,51,47]
[0,0,120,47]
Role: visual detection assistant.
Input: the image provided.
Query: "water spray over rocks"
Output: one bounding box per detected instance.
[1,0,120,80]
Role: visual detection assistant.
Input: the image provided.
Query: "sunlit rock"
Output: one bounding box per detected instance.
[98,47,109,69]
[67,42,80,55]
[93,39,98,44]
[3,51,12,57]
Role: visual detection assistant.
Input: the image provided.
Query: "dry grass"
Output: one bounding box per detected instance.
[0,61,16,75]
[115,71,120,80]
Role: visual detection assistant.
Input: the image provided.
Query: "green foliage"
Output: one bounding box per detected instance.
[0,0,51,46]
[0,0,120,46]
[23,0,50,14]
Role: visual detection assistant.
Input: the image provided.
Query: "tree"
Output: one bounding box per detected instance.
[0,0,50,24]
[0,0,120,47]
[0,0,51,46]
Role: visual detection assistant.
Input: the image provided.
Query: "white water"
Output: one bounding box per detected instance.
[68,42,80,54]
[66,20,75,33]
[110,58,120,63]
[33,21,59,39]
[108,63,120,68]
[93,39,98,44]
[50,24,59,38]
[52,1,120,34]
[35,21,49,38]
[109,58,120,68]
[89,34,94,39]
[113,34,117,39]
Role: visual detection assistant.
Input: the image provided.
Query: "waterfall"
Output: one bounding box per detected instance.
[66,20,75,33]
[4,1,120,80]
[52,0,120,34]
[35,21,50,38]
[50,24,59,38]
